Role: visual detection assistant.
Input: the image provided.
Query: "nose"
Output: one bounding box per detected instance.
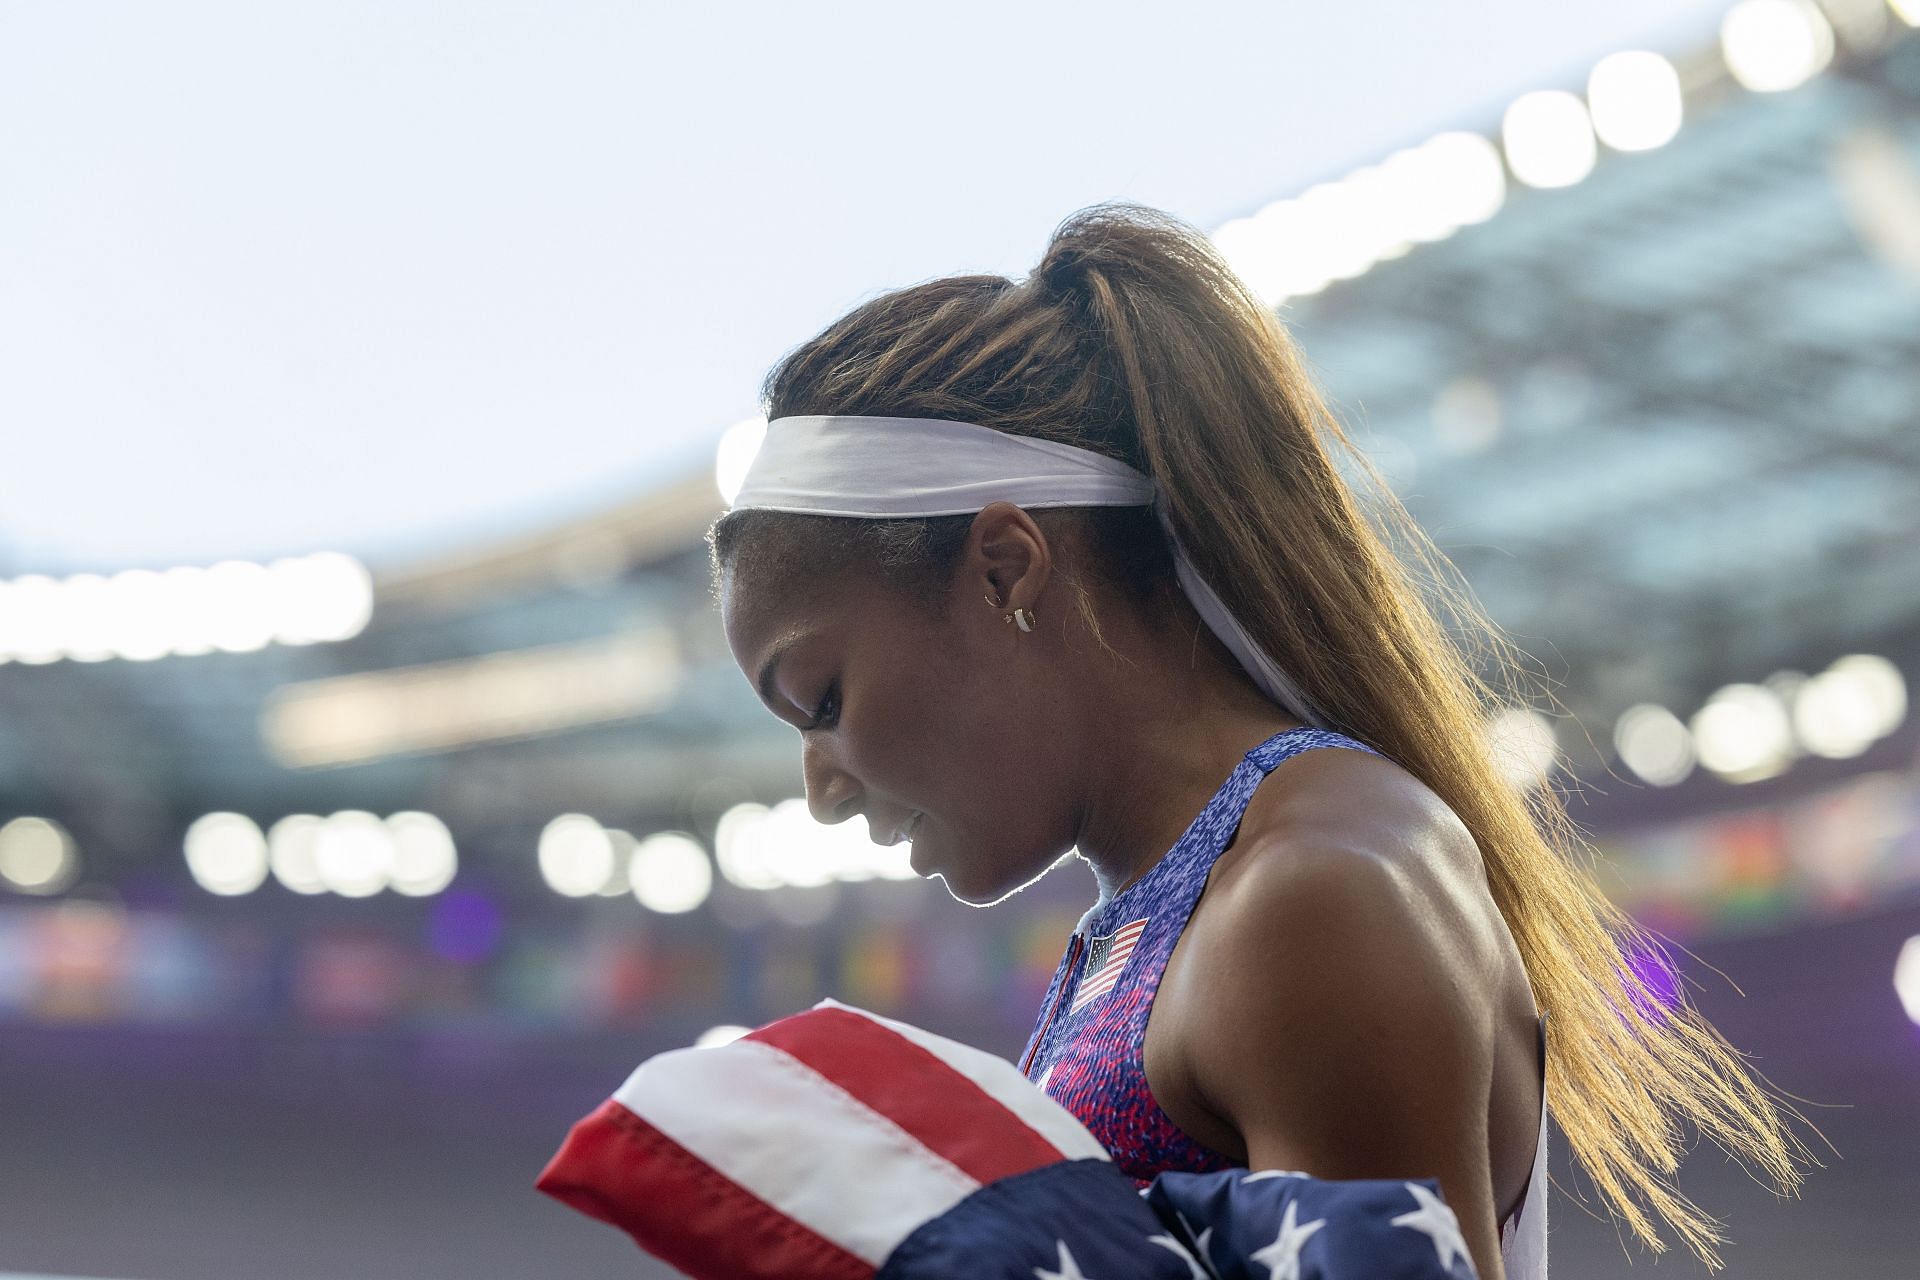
[802,738,861,828]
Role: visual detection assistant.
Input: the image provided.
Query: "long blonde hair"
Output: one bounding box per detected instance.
[709,201,1811,1265]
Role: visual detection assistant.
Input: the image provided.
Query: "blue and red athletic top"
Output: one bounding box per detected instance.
[1018,726,1385,1185]
[1015,723,1551,1271]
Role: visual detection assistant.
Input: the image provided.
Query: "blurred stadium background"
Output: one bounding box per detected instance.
[4,3,1919,1278]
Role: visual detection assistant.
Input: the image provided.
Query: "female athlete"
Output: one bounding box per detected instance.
[710,202,1806,1279]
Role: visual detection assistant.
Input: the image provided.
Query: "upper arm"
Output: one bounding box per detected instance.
[1186,835,1506,1278]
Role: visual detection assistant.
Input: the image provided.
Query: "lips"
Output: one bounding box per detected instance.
[885,812,923,846]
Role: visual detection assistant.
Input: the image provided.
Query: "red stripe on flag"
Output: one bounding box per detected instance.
[746,1006,1069,1184]
[535,1097,876,1280]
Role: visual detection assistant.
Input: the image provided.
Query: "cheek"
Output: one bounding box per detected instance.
[847,631,1062,839]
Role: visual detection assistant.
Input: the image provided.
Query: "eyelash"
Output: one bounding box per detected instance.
[807,683,840,732]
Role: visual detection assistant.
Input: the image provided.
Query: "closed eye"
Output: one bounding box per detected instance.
[806,683,841,733]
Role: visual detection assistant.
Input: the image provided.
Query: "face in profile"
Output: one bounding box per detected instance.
[719,520,1083,906]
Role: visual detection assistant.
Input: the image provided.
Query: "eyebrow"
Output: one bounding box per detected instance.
[755,632,806,710]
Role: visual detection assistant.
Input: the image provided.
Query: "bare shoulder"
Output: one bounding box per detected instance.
[1151,738,1543,1245]
[1212,741,1489,918]
[1170,742,1509,1180]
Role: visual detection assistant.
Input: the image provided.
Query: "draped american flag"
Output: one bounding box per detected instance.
[537,999,1479,1280]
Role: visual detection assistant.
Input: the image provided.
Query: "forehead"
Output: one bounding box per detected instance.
[722,563,922,678]
[720,563,842,666]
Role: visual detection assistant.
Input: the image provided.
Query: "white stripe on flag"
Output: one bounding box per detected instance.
[614,1038,979,1266]
[812,998,1110,1162]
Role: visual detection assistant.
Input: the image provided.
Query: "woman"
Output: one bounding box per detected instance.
[709,203,1806,1278]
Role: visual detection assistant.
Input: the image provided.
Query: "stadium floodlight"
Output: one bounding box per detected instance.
[184,812,271,896]
[1722,0,1835,93]
[1691,683,1796,782]
[1502,90,1599,189]
[203,560,279,654]
[1486,706,1559,790]
[158,567,217,656]
[1211,130,1506,306]
[1896,937,1920,1026]
[712,797,915,890]
[268,814,328,894]
[0,552,372,665]
[1588,51,1685,152]
[1613,703,1696,787]
[715,801,783,890]
[3,576,64,665]
[57,574,118,662]
[1214,203,1317,307]
[268,552,375,645]
[1418,132,1507,232]
[314,810,396,898]
[0,816,78,895]
[1792,653,1907,758]
[1295,181,1382,284]
[387,811,459,896]
[629,832,715,914]
[539,813,616,898]
[1894,0,1920,28]
[103,569,174,661]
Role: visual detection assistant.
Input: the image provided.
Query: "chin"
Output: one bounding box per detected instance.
[916,836,1059,908]
[934,863,1036,909]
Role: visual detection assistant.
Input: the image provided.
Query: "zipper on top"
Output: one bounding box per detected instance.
[1019,932,1084,1077]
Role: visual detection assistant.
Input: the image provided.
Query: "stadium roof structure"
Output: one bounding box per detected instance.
[1,18,1917,887]
[1284,21,1920,745]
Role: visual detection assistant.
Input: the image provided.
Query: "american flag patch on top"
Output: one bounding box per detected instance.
[1070,916,1148,1015]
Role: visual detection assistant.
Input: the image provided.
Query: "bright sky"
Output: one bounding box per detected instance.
[0,0,1733,574]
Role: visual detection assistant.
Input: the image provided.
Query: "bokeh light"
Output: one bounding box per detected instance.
[1692,683,1796,782]
[267,814,328,894]
[539,814,615,897]
[1587,51,1684,152]
[314,810,396,898]
[1210,131,1508,308]
[386,811,458,896]
[183,813,270,896]
[0,816,79,894]
[268,553,376,645]
[1721,0,1834,93]
[0,553,372,664]
[1487,706,1560,790]
[1896,936,1920,1026]
[629,832,714,914]
[1503,90,1599,189]
[1614,703,1697,787]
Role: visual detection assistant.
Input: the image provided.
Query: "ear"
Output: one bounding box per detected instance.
[966,502,1054,614]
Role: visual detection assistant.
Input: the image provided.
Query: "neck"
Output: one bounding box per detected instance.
[1067,594,1303,904]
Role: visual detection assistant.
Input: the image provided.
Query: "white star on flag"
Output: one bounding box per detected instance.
[1248,1200,1326,1280]
[1390,1182,1472,1271]
[1175,1208,1216,1273]
[1034,1238,1092,1280]
[1148,1231,1215,1280]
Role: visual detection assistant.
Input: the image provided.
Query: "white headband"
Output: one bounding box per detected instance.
[729,414,1323,727]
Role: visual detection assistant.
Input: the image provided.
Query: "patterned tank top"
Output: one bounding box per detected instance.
[1016,725,1550,1278]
